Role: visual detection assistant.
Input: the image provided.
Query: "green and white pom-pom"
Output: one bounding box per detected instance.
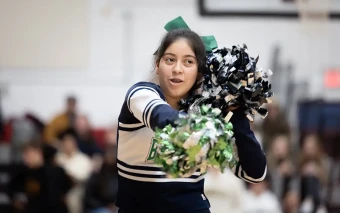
[154,105,238,178]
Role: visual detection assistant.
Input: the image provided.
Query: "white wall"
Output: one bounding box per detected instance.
[1,0,339,127]
[0,0,89,69]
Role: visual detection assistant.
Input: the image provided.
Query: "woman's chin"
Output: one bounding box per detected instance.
[169,91,187,101]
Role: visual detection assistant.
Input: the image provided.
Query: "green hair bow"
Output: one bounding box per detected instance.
[164,16,218,53]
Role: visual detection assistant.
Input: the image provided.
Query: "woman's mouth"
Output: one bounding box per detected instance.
[170,78,184,84]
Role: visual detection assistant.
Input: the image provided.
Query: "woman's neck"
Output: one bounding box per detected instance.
[164,95,180,110]
[64,150,77,158]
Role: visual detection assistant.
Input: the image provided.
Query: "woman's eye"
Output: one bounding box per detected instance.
[184,59,194,64]
[165,58,175,62]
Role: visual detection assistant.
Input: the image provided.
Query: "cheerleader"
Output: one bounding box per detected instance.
[116,28,267,213]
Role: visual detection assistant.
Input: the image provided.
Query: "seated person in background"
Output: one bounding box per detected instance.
[204,168,245,213]
[44,96,78,145]
[299,134,330,213]
[84,144,118,213]
[0,104,3,137]
[10,141,72,213]
[56,129,93,213]
[283,190,300,213]
[74,115,102,157]
[267,135,297,201]
[243,174,282,213]
[261,101,291,152]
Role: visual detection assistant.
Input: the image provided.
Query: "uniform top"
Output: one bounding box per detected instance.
[116,81,267,213]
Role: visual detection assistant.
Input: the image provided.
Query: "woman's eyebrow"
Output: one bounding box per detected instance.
[163,53,175,57]
[184,55,196,59]
[163,53,196,59]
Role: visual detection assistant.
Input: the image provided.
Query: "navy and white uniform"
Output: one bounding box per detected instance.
[116,82,267,213]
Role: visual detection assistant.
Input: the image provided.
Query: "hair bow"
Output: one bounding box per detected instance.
[164,16,218,53]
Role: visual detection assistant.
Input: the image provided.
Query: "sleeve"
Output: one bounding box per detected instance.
[230,108,267,183]
[43,114,67,143]
[43,119,57,143]
[126,83,179,131]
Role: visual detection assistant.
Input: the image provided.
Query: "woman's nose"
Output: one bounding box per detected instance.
[172,62,183,74]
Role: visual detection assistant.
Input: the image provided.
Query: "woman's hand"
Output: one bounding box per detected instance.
[224,106,239,123]
[227,106,239,111]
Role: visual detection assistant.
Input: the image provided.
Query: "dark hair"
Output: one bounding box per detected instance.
[22,142,57,165]
[154,28,207,73]
[57,128,77,141]
[22,141,43,151]
[66,95,77,103]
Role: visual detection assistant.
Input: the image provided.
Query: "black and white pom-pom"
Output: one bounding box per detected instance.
[180,44,274,121]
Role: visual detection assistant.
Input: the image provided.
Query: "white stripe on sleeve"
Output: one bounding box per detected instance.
[129,88,168,127]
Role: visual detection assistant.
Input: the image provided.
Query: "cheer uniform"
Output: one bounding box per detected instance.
[116,82,267,213]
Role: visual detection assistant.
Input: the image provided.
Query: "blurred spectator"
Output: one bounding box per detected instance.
[267,135,297,201]
[42,143,58,165]
[74,115,102,157]
[44,96,77,145]
[84,143,118,213]
[204,168,245,213]
[25,113,45,137]
[104,125,117,146]
[56,129,93,213]
[0,97,3,138]
[9,141,72,213]
[261,101,291,152]
[299,134,331,213]
[11,116,42,163]
[243,175,282,213]
[326,158,340,213]
[90,126,117,175]
[283,190,300,213]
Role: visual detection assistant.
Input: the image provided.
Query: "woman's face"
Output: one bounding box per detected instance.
[61,135,77,154]
[75,115,90,134]
[302,135,319,157]
[271,135,289,159]
[23,148,43,168]
[156,39,198,103]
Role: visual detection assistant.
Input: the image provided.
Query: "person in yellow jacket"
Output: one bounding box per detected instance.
[44,96,77,144]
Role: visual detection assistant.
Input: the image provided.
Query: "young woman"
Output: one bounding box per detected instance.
[116,28,267,213]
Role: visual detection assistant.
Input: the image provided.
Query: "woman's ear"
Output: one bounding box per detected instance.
[155,62,159,74]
